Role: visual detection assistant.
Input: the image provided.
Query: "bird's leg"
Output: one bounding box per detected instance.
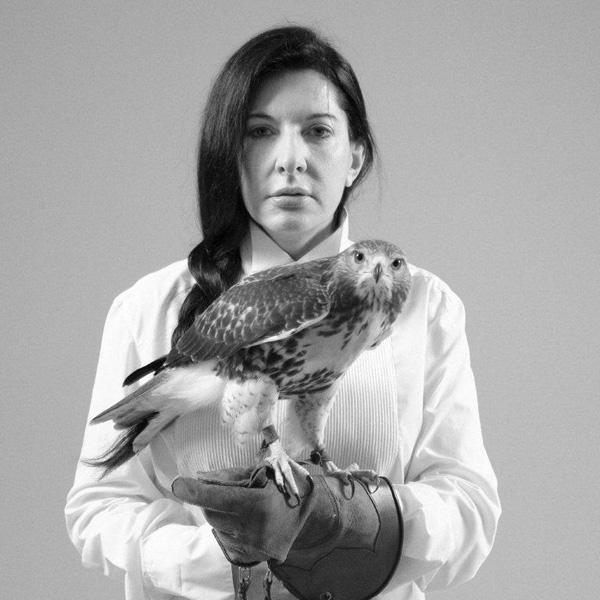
[292,395,380,492]
[241,379,310,499]
[261,425,310,500]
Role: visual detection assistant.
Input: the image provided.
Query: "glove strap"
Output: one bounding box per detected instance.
[261,425,280,448]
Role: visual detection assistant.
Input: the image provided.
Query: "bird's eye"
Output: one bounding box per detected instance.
[391,258,404,269]
[354,251,365,263]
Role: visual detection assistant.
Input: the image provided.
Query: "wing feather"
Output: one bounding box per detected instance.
[176,262,331,361]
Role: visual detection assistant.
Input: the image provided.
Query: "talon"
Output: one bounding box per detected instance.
[263,439,309,499]
[321,459,379,498]
[369,476,381,494]
[305,474,315,496]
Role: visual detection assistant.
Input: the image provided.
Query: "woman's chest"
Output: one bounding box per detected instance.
[157,333,424,483]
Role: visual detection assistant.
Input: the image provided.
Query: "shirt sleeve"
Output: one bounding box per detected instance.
[64,293,230,599]
[390,289,501,592]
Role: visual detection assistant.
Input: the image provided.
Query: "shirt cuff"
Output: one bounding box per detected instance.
[141,522,231,597]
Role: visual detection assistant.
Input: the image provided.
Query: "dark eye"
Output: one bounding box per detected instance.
[354,251,365,263]
[247,126,273,139]
[309,125,332,138]
[391,258,404,269]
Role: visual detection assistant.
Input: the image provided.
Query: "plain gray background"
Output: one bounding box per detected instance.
[2,1,599,598]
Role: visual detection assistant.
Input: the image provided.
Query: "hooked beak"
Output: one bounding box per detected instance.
[373,263,383,283]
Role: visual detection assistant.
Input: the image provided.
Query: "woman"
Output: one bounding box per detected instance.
[66,26,500,600]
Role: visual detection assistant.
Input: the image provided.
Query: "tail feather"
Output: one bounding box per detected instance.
[85,360,225,476]
[82,418,155,477]
[90,371,172,428]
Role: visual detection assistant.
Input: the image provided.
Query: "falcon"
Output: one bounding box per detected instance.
[87,240,411,497]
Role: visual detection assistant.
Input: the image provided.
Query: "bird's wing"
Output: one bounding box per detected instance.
[176,264,331,362]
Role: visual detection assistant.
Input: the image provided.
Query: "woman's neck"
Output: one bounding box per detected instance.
[254,222,337,262]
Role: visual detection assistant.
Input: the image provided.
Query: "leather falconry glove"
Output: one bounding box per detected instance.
[172,464,403,600]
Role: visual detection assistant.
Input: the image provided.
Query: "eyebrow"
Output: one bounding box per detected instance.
[247,112,340,121]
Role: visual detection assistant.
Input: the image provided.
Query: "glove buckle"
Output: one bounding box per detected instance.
[235,566,275,600]
[237,566,252,600]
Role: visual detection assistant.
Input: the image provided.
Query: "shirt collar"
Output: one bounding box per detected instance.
[240,210,353,275]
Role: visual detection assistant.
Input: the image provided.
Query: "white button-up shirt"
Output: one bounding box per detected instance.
[66,216,500,599]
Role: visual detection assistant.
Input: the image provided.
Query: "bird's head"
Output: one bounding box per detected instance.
[334,240,412,310]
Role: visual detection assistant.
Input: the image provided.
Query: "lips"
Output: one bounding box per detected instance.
[270,195,308,209]
[272,187,310,197]
[269,187,311,209]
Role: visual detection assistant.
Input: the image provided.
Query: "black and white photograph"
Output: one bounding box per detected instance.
[2,2,598,599]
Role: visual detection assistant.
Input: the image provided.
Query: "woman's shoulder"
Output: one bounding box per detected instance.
[405,262,465,315]
[113,259,194,322]
[98,260,193,358]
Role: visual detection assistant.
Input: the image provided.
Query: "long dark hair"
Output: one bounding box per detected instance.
[172,25,377,345]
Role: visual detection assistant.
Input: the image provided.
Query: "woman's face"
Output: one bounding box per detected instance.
[240,69,365,259]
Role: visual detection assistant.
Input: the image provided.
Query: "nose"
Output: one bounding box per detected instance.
[275,130,307,175]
